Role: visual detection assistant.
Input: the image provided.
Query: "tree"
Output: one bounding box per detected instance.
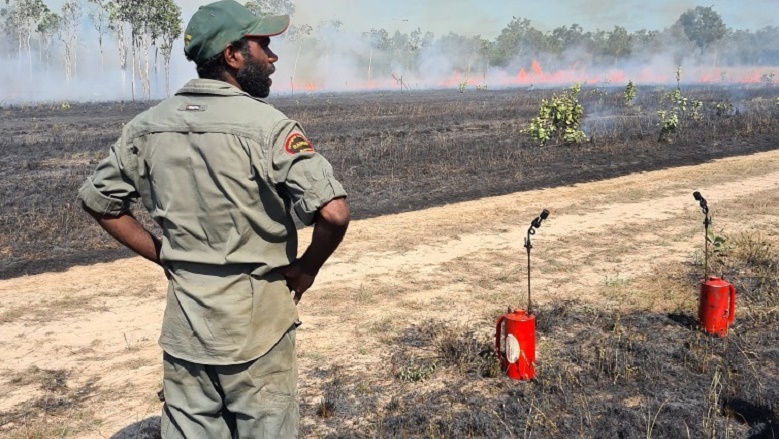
[35,10,58,67]
[604,25,632,60]
[2,0,49,75]
[677,6,727,55]
[107,0,129,95]
[492,16,532,66]
[57,0,81,81]
[244,0,294,17]
[549,24,585,54]
[116,0,159,99]
[113,0,183,100]
[87,0,110,73]
[364,28,391,51]
[154,0,182,97]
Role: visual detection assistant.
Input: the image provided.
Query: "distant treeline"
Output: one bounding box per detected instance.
[2,1,778,97]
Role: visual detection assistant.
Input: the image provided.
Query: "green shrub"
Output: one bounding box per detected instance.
[524,83,587,146]
[624,80,637,106]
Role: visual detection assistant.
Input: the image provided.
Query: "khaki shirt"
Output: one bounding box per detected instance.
[78,79,347,365]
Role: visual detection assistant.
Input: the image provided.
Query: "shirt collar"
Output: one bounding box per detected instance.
[175,78,265,101]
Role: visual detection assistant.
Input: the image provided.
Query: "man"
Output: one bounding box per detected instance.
[77,1,350,437]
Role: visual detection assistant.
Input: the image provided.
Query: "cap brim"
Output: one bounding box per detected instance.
[245,14,290,37]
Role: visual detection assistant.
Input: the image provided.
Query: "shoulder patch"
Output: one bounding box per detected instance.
[284,133,315,155]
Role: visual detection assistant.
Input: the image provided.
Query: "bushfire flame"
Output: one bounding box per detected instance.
[280,60,778,94]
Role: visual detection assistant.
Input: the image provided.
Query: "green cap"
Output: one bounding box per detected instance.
[184,0,289,65]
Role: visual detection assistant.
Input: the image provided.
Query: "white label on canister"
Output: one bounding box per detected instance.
[506,334,520,363]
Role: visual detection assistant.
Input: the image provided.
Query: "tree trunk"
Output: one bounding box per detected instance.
[118,24,127,98]
[131,38,137,102]
[99,35,104,74]
[164,56,171,97]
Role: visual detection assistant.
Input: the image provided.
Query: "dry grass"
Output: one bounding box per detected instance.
[3,86,779,279]
[293,228,779,438]
[0,367,100,439]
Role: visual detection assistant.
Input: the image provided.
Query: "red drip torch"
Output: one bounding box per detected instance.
[693,191,736,337]
[496,209,549,381]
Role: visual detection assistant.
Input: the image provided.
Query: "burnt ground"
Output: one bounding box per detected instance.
[308,304,779,438]
[298,240,779,438]
[1,85,778,280]
[0,86,778,439]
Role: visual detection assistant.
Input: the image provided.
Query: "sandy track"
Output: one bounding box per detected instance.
[1,149,778,437]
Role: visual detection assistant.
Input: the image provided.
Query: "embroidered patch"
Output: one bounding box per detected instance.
[284,133,315,155]
[178,104,208,111]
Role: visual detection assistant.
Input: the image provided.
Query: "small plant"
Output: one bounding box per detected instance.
[524,83,587,146]
[457,80,468,93]
[761,72,775,86]
[657,110,679,142]
[624,80,637,106]
[714,102,734,117]
[587,87,607,98]
[475,84,488,91]
[666,89,688,112]
[690,99,703,121]
[60,101,71,111]
[675,65,682,89]
[316,394,337,418]
[656,66,703,141]
[397,357,437,382]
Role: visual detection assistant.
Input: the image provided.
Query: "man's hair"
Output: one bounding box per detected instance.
[196,37,250,80]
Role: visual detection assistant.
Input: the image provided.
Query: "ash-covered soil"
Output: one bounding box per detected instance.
[1,85,778,280]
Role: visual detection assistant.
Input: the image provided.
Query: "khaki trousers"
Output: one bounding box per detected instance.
[160,328,298,438]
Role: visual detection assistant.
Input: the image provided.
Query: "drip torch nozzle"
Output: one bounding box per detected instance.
[530,209,550,230]
[693,191,708,215]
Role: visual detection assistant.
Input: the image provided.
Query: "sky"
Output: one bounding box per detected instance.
[172,0,778,38]
[4,0,777,102]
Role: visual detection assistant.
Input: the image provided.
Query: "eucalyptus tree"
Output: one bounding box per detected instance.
[58,0,81,81]
[244,0,294,17]
[35,9,58,67]
[677,6,727,55]
[492,17,531,66]
[87,0,110,72]
[154,0,182,96]
[549,24,585,55]
[116,0,150,99]
[1,0,49,74]
[114,0,183,100]
[106,1,129,93]
[604,25,632,60]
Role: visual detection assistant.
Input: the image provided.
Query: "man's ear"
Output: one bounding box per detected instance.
[223,44,244,70]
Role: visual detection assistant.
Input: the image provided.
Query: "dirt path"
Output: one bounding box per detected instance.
[1,149,778,438]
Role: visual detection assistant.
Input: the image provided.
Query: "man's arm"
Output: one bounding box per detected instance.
[83,203,163,268]
[274,197,350,303]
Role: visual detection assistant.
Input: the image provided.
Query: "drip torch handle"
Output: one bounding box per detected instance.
[693,192,711,279]
[728,283,736,324]
[693,191,709,216]
[496,315,507,354]
[524,209,550,313]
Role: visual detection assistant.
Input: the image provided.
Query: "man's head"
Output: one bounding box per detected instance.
[184,0,289,97]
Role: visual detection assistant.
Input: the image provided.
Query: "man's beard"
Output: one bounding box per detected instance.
[236,55,275,98]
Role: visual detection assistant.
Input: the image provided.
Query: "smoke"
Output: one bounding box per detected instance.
[1,0,778,104]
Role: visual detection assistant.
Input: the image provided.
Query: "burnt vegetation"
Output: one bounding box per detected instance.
[1,85,778,438]
[2,85,779,279]
[299,234,779,438]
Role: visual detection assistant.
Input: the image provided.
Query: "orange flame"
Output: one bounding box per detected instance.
[279,60,778,93]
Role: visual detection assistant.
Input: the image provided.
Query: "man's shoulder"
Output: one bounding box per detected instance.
[124,82,291,137]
